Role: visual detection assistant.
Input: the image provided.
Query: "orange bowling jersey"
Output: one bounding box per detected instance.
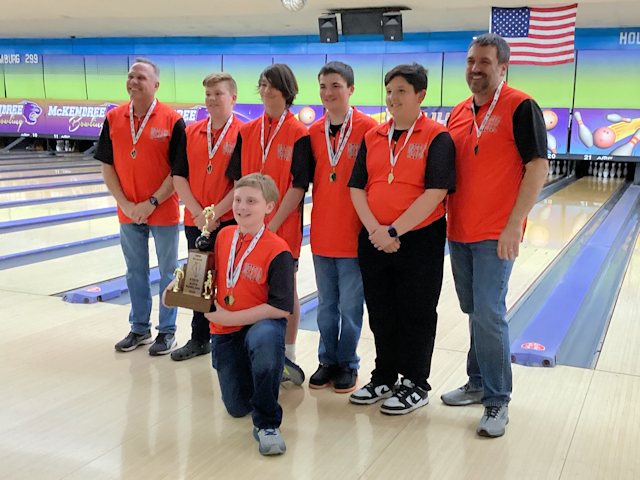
[308,108,377,257]
[225,111,312,259]
[95,100,186,226]
[210,225,294,335]
[173,115,243,226]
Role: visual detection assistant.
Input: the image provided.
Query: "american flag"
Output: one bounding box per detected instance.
[490,4,577,66]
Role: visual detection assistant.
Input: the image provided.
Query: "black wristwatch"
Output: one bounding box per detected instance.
[149,196,159,207]
[388,225,398,239]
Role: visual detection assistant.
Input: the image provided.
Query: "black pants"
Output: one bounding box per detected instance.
[184,219,236,343]
[358,217,446,391]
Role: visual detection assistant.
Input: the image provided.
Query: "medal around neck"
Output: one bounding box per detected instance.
[164,204,217,313]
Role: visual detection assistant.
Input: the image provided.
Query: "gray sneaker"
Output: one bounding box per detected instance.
[148,333,177,356]
[253,427,286,455]
[477,405,509,437]
[441,383,483,406]
[281,357,305,386]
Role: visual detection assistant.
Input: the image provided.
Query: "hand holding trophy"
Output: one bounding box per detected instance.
[164,204,217,313]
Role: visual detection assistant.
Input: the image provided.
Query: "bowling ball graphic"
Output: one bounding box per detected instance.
[593,126,616,149]
[543,110,558,131]
[298,107,315,125]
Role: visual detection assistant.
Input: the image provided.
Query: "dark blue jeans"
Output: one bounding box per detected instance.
[210,318,286,429]
[449,240,515,407]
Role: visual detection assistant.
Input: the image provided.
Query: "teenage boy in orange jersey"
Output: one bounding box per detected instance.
[171,72,242,361]
[307,61,377,393]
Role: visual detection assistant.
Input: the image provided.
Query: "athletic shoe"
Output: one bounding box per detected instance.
[441,383,483,406]
[115,331,153,352]
[170,339,211,361]
[334,366,358,393]
[281,357,305,386]
[380,378,429,415]
[349,382,393,405]
[148,333,177,356]
[253,427,286,456]
[477,405,509,437]
[309,364,337,389]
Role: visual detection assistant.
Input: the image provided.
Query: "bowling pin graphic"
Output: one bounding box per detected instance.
[610,128,640,156]
[588,161,593,175]
[547,132,557,154]
[606,114,632,123]
[574,111,594,148]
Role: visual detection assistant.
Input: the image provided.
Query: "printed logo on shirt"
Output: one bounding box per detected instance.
[223,142,236,155]
[407,143,427,159]
[277,144,293,161]
[242,263,263,283]
[483,115,502,133]
[347,143,360,159]
[150,127,170,141]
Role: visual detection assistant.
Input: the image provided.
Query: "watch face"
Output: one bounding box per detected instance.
[150,197,158,206]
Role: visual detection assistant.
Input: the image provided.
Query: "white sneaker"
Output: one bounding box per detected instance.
[349,382,393,405]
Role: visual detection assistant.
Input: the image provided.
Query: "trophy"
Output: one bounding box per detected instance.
[164,205,216,312]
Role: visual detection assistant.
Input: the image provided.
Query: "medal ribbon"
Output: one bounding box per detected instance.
[129,98,157,147]
[207,114,234,159]
[260,110,288,168]
[324,107,354,169]
[226,224,266,291]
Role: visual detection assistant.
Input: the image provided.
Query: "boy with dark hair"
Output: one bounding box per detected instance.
[164,173,294,456]
[226,64,311,383]
[307,61,377,392]
[348,63,456,414]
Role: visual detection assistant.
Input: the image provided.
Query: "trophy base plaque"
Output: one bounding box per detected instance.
[164,248,216,313]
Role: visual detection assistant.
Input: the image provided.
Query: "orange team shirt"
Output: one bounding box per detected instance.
[173,115,243,226]
[95,101,185,226]
[348,113,456,230]
[309,108,378,258]
[447,83,547,243]
[225,111,312,259]
[210,225,295,335]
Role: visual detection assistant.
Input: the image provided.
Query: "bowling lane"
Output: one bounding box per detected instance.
[0,184,109,204]
[0,196,118,223]
[435,176,625,353]
[0,173,104,189]
[0,167,101,180]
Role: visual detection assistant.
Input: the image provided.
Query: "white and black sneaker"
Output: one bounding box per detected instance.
[115,331,153,352]
[380,378,429,415]
[349,382,393,405]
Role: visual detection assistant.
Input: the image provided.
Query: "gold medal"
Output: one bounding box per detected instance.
[224,293,235,306]
[207,162,212,174]
[329,171,337,182]
[131,148,137,159]
[388,172,394,184]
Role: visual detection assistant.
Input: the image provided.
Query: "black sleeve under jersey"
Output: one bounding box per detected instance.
[291,135,312,190]
[424,132,457,194]
[225,132,243,181]
[267,251,295,314]
[347,139,368,189]
[170,119,189,178]
[513,99,548,164]
[95,118,114,165]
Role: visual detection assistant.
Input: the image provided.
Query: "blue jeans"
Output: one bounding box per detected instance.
[120,223,179,335]
[449,240,515,407]
[313,255,364,370]
[211,318,286,429]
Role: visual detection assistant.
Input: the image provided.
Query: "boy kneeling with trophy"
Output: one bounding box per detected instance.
[164,173,294,456]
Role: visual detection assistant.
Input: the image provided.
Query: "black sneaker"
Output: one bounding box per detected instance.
[281,357,305,386]
[149,333,177,356]
[334,366,358,393]
[115,331,153,352]
[379,377,429,415]
[349,382,393,405]
[309,364,337,389]
[171,339,211,361]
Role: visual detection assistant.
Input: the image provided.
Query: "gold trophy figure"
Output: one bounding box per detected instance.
[172,267,185,292]
[203,270,214,300]
[196,205,216,250]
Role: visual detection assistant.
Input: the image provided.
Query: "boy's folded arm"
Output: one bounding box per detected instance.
[205,303,290,326]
